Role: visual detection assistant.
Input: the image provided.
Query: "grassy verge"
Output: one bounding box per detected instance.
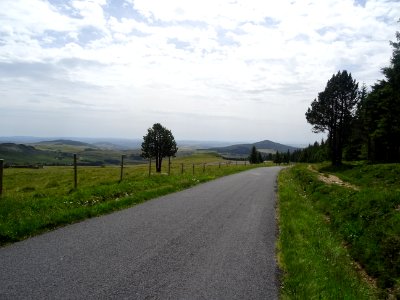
[315,163,400,295]
[0,153,266,246]
[278,165,380,299]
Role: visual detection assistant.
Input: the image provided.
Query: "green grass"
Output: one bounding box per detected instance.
[319,162,400,189]
[278,166,379,299]
[278,163,400,298]
[0,153,265,246]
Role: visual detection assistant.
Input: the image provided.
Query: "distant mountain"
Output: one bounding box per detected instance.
[253,140,298,152]
[208,140,299,157]
[36,139,94,147]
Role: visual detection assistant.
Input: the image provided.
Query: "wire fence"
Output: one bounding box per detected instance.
[0,155,253,197]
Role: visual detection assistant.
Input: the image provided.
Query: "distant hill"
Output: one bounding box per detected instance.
[0,137,143,150]
[0,136,241,150]
[253,140,298,152]
[0,142,144,166]
[36,139,94,147]
[208,140,298,157]
[31,139,100,153]
[0,143,40,154]
[0,143,63,165]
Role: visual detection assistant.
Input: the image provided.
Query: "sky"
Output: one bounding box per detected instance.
[0,0,399,145]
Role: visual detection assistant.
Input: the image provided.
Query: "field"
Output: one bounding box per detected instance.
[0,153,265,246]
[278,163,400,298]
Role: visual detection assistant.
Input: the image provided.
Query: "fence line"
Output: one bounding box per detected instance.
[0,157,252,195]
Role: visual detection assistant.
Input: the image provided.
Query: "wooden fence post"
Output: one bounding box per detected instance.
[181,163,184,174]
[120,155,125,182]
[219,162,221,169]
[168,157,171,175]
[0,159,3,197]
[203,163,205,173]
[73,154,77,189]
[192,164,195,175]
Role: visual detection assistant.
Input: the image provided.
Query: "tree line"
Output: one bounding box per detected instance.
[303,27,400,165]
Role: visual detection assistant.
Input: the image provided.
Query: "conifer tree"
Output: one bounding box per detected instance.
[362,29,400,162]
[306,70,359,166]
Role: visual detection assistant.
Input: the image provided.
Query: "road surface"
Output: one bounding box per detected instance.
[0,167,281,299]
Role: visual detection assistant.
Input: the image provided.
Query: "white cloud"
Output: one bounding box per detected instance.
[0,0,399,143]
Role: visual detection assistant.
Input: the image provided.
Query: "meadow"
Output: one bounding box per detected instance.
[0,153,263,246]
[278,163,400,299]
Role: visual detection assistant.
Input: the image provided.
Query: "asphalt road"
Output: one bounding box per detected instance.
[0,167,282,299]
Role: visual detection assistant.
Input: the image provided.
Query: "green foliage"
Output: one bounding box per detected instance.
[248,146,263,164]
[306,70,360,166]
[278,167,378,299]
[141,123,178,172]
[282,163,400,297]
[306,27,400,163]
[291,140,329,163]
[361,30,400,162]
[273,151,282,164]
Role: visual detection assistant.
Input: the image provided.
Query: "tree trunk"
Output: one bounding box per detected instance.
[156,156,162,173]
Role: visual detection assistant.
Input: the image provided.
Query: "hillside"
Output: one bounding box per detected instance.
[32,139,99,153]
[0,143,62,165]
[208,140,298,157]
[36,139,94,147]
[279,163,400,297]
[0,142,144,166]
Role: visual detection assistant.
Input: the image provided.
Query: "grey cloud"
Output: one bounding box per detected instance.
[58,58,106,68]
[0,59,106,81]
[293,34,310,42]
[167,38,192,50]
[144,109,244,121]
[216,28,240,47]
[0,61,58,79]
[78,26,106,45]
[244,88,275,94]
[262,17,280,28]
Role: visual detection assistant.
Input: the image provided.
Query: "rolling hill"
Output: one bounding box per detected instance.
[0,143,64,165]
[0,141,144,166]
[208,140,299,157]
[36,139,94,147]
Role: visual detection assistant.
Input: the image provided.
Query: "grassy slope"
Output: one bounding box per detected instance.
[278,163,400,298]
[278,166,378,299]
[317,163,400,292]
[0,153,265,246]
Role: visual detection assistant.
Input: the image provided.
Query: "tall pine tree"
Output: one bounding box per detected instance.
[306,70,359,166]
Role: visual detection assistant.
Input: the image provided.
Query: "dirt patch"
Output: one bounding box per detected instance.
[341,242,378,290]
[308,165,359,190]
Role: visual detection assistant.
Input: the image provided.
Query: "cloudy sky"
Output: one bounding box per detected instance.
[0,0,399,144]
